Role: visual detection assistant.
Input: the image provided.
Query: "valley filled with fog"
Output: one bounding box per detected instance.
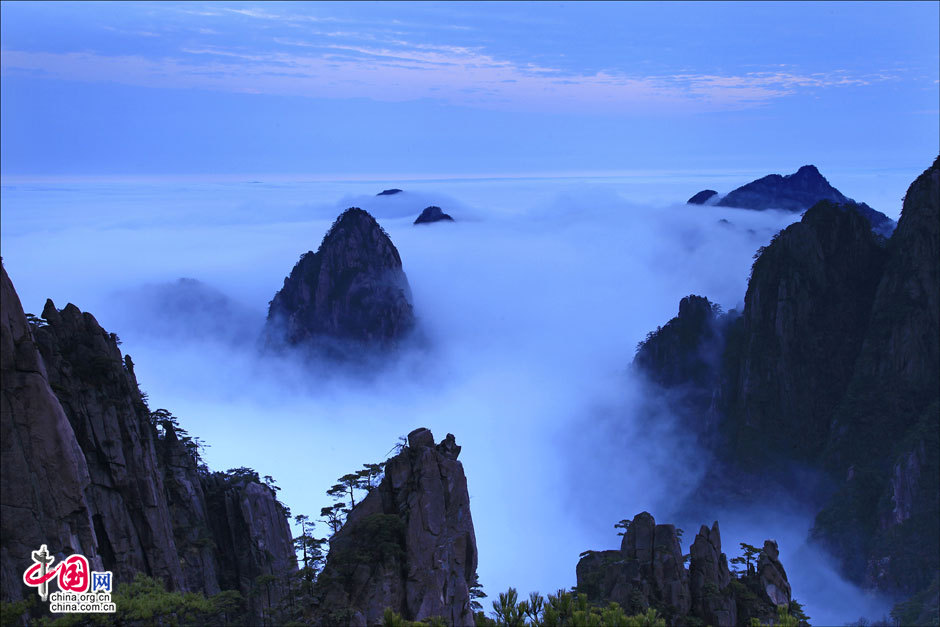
[0,176,894,624]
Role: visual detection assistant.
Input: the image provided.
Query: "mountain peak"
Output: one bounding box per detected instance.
[265,207,415,350]
[793,164,822,178]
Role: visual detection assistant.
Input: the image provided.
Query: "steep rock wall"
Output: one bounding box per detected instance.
[313,428,477,626]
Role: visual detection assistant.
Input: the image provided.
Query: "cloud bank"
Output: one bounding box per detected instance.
[0,177,893,623]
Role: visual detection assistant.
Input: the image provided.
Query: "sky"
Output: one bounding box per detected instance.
[1,1,938,186]
[0,2,935,623]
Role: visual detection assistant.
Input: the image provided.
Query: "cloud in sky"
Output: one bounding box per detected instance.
[0,43,896,114]
[1,2,936,181]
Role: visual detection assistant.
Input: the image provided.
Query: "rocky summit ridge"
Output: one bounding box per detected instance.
[688,165,896,237]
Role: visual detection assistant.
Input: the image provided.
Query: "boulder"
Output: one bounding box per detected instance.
[757,540,791,607]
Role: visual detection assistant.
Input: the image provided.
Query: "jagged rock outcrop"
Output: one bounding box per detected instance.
[577,512,690,618]
[690,165,895,236]
[0,264,101,601]
[313,428,478,626]
[265,207,415,351]
[687,190,718,205]
[413,206,455,225]
[756,540,791,607]
[1,267,296,613]
[577,512,789,626]
[32,299,186,590]
[688,522,736,626]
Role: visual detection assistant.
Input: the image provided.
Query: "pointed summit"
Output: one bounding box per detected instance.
[717,164,847,211]
[793,164,822,178]
[683,164,896,236]
[264,208,415,350]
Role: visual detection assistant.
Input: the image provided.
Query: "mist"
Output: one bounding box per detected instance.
[0,177,893,624]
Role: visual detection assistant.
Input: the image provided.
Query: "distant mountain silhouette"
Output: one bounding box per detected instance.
[414,206,455,225]
[688,165,895,236]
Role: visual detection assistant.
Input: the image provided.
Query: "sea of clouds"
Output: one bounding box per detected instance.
[0,176,895,624]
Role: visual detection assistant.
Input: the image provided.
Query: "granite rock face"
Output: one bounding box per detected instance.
[154,424,221,596]
[756,540,791,608]
[727,201,888,464]
[1,266,296,610]
[265,207,415,351]
[813,157,939,597]
[313,428,478,626]
[577,512,788,626]
[33,299,186,590]
[0,265,101,601]
[689,522,736,627]
[413,206,455,225]
[202,473,297,616]
[577,512,691,617]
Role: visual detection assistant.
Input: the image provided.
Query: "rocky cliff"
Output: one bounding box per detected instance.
[0,264,296,613]
[726,200,888,465]
[636,157,939,609]
[577,512,792,626]
[201,471,297,616]
[688,165,895,236]
[265,207,415,353]
[0,265,101,602]
[33,299,186,590]
[812,156,939,600]
[313,428,478,626]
